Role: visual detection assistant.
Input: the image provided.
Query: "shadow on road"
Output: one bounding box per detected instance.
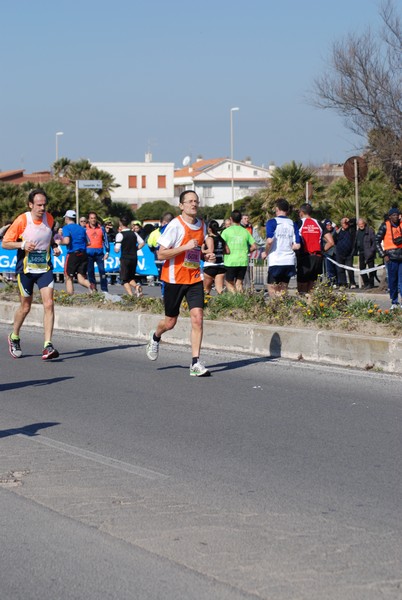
[59,343,140,360]
[0,421,60,439]
[0,376,74,392]
[208,355,276,372]
[157,354,276,374]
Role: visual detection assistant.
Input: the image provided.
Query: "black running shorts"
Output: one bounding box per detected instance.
[163,281,204,317]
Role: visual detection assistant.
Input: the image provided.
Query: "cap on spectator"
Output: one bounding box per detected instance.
[63,210,76,219]
[388,207,400,216]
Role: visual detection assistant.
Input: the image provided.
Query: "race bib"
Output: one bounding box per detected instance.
[183,248,201,269]
[26,250,48,273]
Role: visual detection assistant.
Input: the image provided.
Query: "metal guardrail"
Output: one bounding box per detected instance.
[248,258,268,288]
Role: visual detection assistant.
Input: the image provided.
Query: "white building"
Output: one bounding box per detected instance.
[92,154,174,208]
[174,157,274,206]
[92,155,274,209]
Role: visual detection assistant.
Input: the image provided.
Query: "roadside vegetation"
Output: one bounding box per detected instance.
[1,281,401,337]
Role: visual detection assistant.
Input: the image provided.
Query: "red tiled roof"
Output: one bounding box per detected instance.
[174,158,225,178]
[0,169,25,180]
[0,170,69,185]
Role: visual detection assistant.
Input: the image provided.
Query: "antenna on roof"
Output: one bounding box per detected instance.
[182,155,191,167]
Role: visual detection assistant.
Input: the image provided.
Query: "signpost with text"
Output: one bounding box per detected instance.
[75,180,103,219]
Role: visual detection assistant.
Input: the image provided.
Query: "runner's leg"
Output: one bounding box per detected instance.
[189,307,203,359]
[40,286,55,343]
[13,296,33,337]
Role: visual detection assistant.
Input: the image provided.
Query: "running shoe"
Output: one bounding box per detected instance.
[390,303,400,310]
[190,361,211,377]
[42,343,60,360]
[146,331,159,361]
[8,334,22,359]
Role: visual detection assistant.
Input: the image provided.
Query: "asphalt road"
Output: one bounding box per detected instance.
[1,323,401,599]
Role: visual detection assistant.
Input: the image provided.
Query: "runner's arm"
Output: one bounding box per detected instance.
[1,216,25,249]
[157,238,199,260]
[2,239,25,250]
[114,232,123,253]
[135,232,145,250]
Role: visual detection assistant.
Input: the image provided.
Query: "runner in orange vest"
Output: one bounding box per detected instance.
[146,191,214,376]
[2,188,61,360]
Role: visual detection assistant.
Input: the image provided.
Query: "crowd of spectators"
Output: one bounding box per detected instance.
[2,200,402,309]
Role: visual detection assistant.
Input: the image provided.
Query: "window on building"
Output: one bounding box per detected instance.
[175,185,185,196]
[236,165,241,172]
[253,170,258,176]
[142,175,146,188]
[203,187,213,198]
[128,175,137,188]
[158,175,166,188]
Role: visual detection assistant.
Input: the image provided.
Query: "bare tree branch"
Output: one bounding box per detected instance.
[309,0,402,187]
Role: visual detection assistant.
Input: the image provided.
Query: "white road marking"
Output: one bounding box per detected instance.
[18,434,169,480]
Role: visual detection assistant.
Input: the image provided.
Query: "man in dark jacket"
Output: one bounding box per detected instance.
[333,217,356,288]
[355,218,376,288]
[376,207,402,309]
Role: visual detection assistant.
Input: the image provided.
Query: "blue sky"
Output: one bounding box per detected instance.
[1,0,385,174]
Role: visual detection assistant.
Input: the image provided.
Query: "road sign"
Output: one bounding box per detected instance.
[343,156,368,182]
[77,180,103,189]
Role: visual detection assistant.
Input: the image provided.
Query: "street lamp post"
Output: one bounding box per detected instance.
[55,131,64,162]
[230,107,239,210]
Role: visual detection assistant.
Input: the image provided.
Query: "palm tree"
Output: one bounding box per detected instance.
[258,161,324,218]
[326,168,400,226]
[0,184,26,222]
[89,167,120,202]
[65,158,93,181]
[50,158,119,209]
[52,157,71,178]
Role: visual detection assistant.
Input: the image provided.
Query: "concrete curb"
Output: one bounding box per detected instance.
[1,300,401,374]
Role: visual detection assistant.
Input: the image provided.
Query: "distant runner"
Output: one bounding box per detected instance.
[2,188,61,360]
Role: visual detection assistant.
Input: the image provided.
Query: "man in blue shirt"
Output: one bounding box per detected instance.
[61,210,93,294]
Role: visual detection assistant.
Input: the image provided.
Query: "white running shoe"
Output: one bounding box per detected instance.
[8,334,22,359]
[390,303,400,310]
[146,331,159,361]
[189,361,211,377]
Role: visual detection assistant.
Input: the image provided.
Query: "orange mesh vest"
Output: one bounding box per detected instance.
[161,216,205,284]
[86,225,103,249]
[383,221,402,250]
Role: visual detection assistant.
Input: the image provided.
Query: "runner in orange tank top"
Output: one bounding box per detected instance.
[2,189,61,360]
[145,191,215,376]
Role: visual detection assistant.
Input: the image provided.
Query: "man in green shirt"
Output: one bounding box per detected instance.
[220,210,257,292]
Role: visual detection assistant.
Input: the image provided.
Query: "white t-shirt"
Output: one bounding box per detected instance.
[114,229,144,252]
[267,216,297,266]
[158,217,205,249]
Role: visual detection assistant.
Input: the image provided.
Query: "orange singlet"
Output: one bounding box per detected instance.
[160,216,205,285]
